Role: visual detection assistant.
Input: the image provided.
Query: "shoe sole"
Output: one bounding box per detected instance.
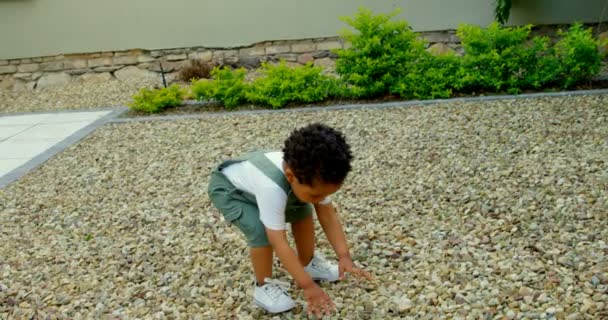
[253,298,295,314]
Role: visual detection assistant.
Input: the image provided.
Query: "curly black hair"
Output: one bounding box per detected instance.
[283,123,353,185]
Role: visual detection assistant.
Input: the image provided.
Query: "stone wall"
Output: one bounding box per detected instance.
[1,25,604,92]
[0,30,465,92]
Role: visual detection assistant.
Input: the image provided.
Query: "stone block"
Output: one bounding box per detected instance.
[138,55,157,63]
[115,49,144,57]
[64,59,87,70]
[150,50,165,58]
[88,58,112,68]
[114,66,158,81]
[11,79,36,92]
[0,65,17,74]
[298,53,314,64]
[0,77,16,90]
[277,54,298,62]
[312,51,330,59]
[317,41,342,51]
[239,47,265,56]
[137,63,157,71]
[422,31,450,43]
[17,63,39,73]
[166,54,187,61]
[113,55,138,65]
[237,56,261,69]
[266,45,290,55]
[66,68,92,75]
[426,43,456,56]
[40,61,64,72]
[159,61,185,72]
[93,66,123,72]
[292,42,316,53]
[13,73,32,80]
[37,73,72,89]
[188,51,213,61]
[314,57,336,69]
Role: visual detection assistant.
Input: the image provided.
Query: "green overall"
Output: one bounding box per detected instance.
[207,151,313,247]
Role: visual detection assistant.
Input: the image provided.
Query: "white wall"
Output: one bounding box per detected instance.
[0,0,605,60]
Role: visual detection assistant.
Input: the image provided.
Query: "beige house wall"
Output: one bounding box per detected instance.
[1,0,606,60]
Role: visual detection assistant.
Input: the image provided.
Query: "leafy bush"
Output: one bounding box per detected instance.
[246,61,341,108]
[456,23,560,94]
[129,84,185,113]
[191,67,248,108]
[178,59,214,82]
[130,9,605,112]
[391,53,461,99]
[335,7,426,98]
[555,23,603,88]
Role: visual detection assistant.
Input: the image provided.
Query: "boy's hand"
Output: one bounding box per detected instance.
[339,255,374,280]
[303,283,334,317]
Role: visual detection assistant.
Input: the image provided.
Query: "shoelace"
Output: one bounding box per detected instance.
[262,279,290,300]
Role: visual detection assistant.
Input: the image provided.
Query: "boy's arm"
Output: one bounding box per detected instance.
[265,229,316,289]
[314,202,351,260]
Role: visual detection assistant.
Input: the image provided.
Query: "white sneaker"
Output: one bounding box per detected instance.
[304,252,340,282]
[253,278,296,314]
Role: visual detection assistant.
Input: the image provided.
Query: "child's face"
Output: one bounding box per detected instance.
[285,168,342,204]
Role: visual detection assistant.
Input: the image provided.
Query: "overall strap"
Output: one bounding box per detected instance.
[248,152,291,195]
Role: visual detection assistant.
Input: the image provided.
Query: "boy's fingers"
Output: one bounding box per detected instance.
[352,268,373,280]
[359,270,374,280]
[323,299,334,315]
[309,303,318,317]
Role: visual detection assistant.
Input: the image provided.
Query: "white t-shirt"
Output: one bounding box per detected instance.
[221,151,330,230]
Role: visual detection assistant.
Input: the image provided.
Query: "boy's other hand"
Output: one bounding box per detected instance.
[303,283,334,317]
[339,255,374,281]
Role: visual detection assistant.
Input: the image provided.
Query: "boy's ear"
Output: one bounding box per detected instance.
[284,166,297,184]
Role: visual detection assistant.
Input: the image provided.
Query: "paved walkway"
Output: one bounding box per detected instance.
[0,110,120,188]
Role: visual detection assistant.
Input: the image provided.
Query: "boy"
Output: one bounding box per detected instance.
[208,123,371,317]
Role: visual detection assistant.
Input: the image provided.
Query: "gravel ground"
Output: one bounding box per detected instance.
[0,79,158,114]
[1,95,607,319]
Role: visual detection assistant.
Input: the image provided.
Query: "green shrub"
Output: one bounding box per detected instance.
[191,67,248,109]
[456,23,560,94]
[391,53,461,99]
[335,7,426,98]
[555,23,603,88]
[246,61,341,109]
[129,84,185,113]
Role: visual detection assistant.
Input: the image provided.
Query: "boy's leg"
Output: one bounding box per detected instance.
[231,202,275,285]
[291,214,315,266]
[208,171,275,284]
[251,246,273,285]
[291,212,340,283]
